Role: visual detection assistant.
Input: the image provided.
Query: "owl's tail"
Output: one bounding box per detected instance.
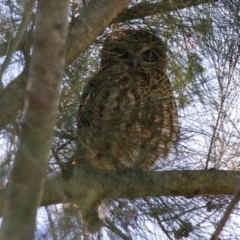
[80,200,105,234]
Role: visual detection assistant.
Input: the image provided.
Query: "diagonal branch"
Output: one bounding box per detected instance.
[0,0,36,91]
[66,0,131,66]
[0,68,28,130]
[114,0,219,23]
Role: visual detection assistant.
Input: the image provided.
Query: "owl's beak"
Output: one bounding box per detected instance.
[132,56,142,67]
[133,58,138,67]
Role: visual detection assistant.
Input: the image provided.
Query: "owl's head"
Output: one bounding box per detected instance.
[100,29,167,69]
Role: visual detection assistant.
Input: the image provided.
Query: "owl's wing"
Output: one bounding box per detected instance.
[77,74,102,129]
[75,76,106,234]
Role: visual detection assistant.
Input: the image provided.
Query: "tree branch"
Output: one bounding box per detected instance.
[0,0,35,91]
[0,31,34,58]
[0,169,237,218]
[0,69,28,130]
[0,0,69,238]
[114,0,219,23]
[64,169,240,200]
[27,168,240,220]
[66,0,131,66]
[211,182,240,240]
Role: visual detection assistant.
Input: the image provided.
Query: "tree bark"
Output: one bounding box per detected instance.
[43,170,240,202]
[114,0,219,23]
[0,0,69,239]
[0,169,237,218]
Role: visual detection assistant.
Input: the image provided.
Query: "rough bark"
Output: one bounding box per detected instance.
[0,169,237,217]
[43,170,240,203]
[66,0,131,66]
[114,0,219,23]
[0,0,69,239]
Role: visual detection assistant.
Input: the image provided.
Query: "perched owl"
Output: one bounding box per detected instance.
[74,29,178,233]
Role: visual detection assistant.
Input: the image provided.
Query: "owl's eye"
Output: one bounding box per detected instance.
[142,49,159,63]
[117,50,131,60]
[112,48,131,60]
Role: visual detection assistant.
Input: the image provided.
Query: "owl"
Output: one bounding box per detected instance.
[74,29,178,233]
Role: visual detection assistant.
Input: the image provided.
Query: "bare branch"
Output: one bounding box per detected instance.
[0,69,27,130]
[0,32,33,58]
[211,182,240,240]
[114,0,219,23]
[66,0,131,65]
[0,170,238,218]
[0,0,36,91]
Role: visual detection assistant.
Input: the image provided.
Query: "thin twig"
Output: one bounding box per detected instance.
[211,182,240,240]
[0,0,35,90]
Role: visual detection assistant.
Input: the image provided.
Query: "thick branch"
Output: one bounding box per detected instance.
[0,0,35,90]
[0,0,69,239]
[0,69,28,129]
[59,170,240,200]
[0,170,237,217]
[66,0,131,66]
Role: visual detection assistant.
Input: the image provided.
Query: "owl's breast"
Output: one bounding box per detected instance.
[77,68,178,170]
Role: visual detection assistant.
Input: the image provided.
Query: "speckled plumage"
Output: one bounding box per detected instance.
[76,30,178,171]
